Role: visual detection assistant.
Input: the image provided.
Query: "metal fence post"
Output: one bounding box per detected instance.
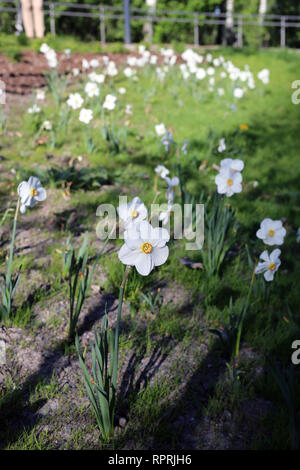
[194,12,199,46]
[50,3,56,36]
[280,16,286,48]
[99,6,106,45]
[123,0,131,44]
[237,17,243,48]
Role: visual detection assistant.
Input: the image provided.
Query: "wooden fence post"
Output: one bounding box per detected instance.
[237,17,243,47]
[99,6,106,45]
[194,12,199,46]
[50,3,56,36]
[280,16,286,48]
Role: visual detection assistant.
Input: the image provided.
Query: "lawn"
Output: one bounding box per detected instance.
[0,36,300,450]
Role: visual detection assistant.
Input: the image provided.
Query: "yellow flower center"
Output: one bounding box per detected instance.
[268,229,275,237]
[269,262,276,271]
[240,124,248,131]
[30,188,38,197]
[227,179,233,186]
[141,242,152,254]
[130,210,138,219]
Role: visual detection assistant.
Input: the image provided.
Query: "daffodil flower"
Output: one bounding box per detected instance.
[220,158,244,173]
[79,108,93,124]
[17,177,47,214]
[165,176,180,202]
[218,138,226,153]
[67,93,84,110]
[256,218,286,246]
[117,197,148,228]
[155,123,166,136]
[103,94,117,110]
[215,168,242,197]
[118,221,169,276]
[255,249,281,282]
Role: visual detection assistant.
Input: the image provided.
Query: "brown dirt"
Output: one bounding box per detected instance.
[0,50,176,95]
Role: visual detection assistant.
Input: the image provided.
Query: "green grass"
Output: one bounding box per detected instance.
[0,36,300,450]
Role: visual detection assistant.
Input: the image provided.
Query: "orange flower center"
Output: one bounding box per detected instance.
[30,188,38,197]
[130,210,138,219]
[268,229,275,237]
[269,262,276,271]
[141,242,152,254]
[227,179,233,186]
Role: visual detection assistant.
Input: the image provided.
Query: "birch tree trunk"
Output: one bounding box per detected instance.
[223,0,235,45]
[259,0,267,25]
[143,0,156,44]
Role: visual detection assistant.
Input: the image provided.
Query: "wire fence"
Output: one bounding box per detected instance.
[1,0,300,48]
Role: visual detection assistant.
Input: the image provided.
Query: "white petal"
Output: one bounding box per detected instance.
[151,246,169,267]
[259,250,270,262]
[118,244,137,265]
[17,181,30,199]
[36,187,47,202]
[135,253,153,276]
[264,270,274,282]
[270,248,281,262]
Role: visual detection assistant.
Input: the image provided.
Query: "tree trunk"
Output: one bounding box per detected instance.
[223,0,235,45]
[143,0,156,44]
[259,0,267,24]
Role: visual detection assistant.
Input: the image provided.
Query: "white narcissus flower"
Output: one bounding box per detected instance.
[90,58,100,68]
[106,61,118,76]
[218,138,226,153]
[215,168,242,197]
[117,196,148,225]
[85,82,99,98]
[123,67,134,78]
[36,89,45,100]
[17,176,47,214]
[155,123,166,136]
[155,165,169,179]
[103,94,117,110]
[159,202,173,226]
[125,104,132,115]
[72,68,80,77]
[256,218,286,246]
[118,87,126,94]
[42,120,52,130]
[196,68,206,80]
[88,72,105,84]
[233,88,244,99]
[165,176,180,202]
[64,48,71,58]
[220,158,244,173]
[67,93,84,110]
[45,49,57,68]
[257,68,270,84]
[82,59,90,70]
[27,104,40,114]
[117,196,148,228]
[118,220,169,276]
[79,108,93,124]
[255,249,281,282]
[40,43,50,54]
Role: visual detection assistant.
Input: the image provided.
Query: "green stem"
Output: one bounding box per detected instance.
[7,199,20,285]
[112,265,131,389]
[235,265,256,358]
